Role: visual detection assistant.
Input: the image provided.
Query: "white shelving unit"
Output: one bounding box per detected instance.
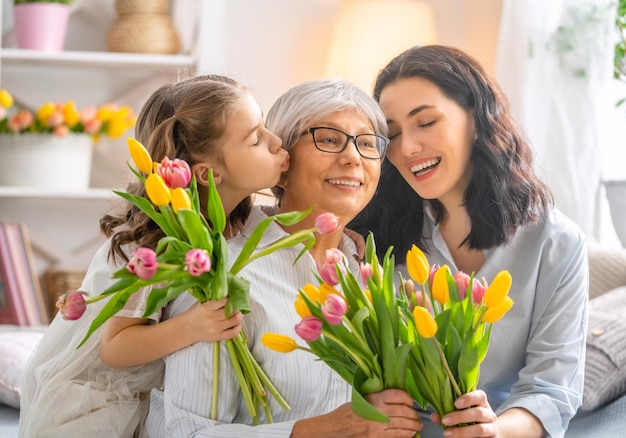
[0,0,217,276]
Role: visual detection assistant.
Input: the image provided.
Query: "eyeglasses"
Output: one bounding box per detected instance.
[300,126,389,159]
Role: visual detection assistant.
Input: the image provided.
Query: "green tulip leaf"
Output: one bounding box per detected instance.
[206,169,226,234]
[352,369,390,423]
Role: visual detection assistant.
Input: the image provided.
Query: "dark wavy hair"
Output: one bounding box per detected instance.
[350,45,552,258]
[100,74,252,262]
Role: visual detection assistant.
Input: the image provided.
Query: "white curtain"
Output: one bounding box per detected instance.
[495,0,617,241]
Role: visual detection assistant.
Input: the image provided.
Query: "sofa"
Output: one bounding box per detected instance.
[564,244,626,437]
[2,245,626,437]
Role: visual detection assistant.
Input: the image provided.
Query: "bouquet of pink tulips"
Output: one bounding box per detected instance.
[262,233,514,435]
[56,137,337,424]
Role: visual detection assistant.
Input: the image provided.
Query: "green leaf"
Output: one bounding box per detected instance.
[78,287,138,348]
[211,233,229,300]
[143,282,191,317]
[176,209,213,253]
[352,368,390,422]
[225,274,251,315]
[114,190,179,237]
[206,168,226,233]
[229,207,313,275]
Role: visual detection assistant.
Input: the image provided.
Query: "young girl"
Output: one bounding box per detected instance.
[19,74,289,437]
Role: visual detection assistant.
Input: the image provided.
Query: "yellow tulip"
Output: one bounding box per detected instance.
[406,244,430,285]
[318,283,341,302]
[362,288,372,303]
[294,295,312,318]
[432,265,450,305]
[483,270,512,308]
[36,102,56,124]
[261,333,298,353]
[145,173,171,207]
[481,296,514,323]
[171,187,192,212]
[0,89,14,108]
[413,306,438,338]
[127,137,153,174]
[62,101,81,128]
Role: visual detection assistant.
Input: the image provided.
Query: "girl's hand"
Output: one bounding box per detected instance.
[180,298,243,343]
[431,390,499,437]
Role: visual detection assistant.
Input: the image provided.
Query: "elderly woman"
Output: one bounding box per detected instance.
[144,78,422,438]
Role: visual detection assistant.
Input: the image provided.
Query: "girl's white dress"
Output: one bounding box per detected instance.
[19,239,165,438]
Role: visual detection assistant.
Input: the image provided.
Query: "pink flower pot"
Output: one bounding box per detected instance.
[14,3,70,52]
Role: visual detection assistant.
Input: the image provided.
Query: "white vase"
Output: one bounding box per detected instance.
[605,180,626,248]
[0,133,93,191]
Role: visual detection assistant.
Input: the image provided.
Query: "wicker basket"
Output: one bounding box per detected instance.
[42,269,87,319]
[107,14,180,54]
[115,0,169,16]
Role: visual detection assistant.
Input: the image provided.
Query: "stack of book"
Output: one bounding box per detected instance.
[0,222,49,325]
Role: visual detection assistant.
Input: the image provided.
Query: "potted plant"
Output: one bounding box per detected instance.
[0,88,136,191]
[13,0,75,52]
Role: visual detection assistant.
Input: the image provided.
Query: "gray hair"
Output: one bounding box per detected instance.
[266,78,388,153]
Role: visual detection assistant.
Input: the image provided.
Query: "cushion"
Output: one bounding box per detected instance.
[0,325,46,408]
[581,286,626,411]
[587,246,626,299]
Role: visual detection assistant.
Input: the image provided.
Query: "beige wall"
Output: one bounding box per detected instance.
[204,0,503,113]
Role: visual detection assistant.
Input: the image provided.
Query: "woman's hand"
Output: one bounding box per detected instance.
[344,227,366,261]
[431,390,499,437]
[292,389,422,437]
[431,390,545,438]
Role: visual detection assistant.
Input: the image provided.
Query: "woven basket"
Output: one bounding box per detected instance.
[42,269,87,319]
[107,14,180,54]
[115,0,169,16]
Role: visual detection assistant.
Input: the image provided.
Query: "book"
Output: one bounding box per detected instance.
[0,222,47,325]
[0,224,28,325]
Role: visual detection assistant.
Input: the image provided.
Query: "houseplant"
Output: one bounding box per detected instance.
[0,88,136,190]
[13,0,75,52]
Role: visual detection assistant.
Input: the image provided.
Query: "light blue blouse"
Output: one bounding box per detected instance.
[413,206,588,438]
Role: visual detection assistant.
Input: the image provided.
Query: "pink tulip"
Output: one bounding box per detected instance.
[321,293,347,325]
[53,125,69,137]
[428,263,440,291]
[317,248,348,285]
[360,262,373,285]
[402,279,433,312]
[56,291,87,320]
[127,247,158,280]
[472,277,488,304]
[315,212,340,235]
[295,316,323,341]
[83,118,102,135]
[453,271,487,304]
[8,114,21,132]
[158,157,192,189]
[454,271,471,300]
[185,248,212,276]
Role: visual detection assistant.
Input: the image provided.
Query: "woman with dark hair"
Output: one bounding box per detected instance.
[351,45,587,437]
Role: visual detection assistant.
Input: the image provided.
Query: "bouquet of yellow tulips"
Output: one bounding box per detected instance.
[0,88,135,141]
[401,244,513,428]
[57,137,332,425]
[262,233,514,434]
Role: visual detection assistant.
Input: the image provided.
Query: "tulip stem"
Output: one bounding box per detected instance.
[324,332,374,379]
[432,340,463,399]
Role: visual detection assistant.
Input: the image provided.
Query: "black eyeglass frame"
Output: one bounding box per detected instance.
[300,126,389,159]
